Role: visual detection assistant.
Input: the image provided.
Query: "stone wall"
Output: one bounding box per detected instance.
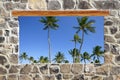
[0,0,120,80]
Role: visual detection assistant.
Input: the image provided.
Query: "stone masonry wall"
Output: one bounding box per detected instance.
[0,0,120,80]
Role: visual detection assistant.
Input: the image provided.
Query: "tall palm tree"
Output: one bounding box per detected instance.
[74,16,95,62]
[38,56,49,63]
[53,52,65,63]
[68,48,79,63]
[28,56,34,63]
[40,16,59,63]
[71,33,81,62]
[91,46,104,63]
[19,52,28,63]
[81,52,91,72]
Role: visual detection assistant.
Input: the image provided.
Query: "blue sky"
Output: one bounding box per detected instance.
[19,16,104,63]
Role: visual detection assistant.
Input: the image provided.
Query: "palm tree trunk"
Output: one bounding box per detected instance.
[48,28,51,63]
[74,41,76,63]
[84,59,86,72]
[79,30,84,62]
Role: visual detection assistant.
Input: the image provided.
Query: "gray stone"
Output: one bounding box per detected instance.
[19,75,31,80]
[40,64,48,74]
[20,64,32,74]
[10,36,18,44]
[115,32,120,38]
[56,74,62,80]
[63,74,73,79]
[111,45,119,55]
[0,37,5,43]
[43,75,55,80]
[94,1,120,9]
[60,64,70,73]
[71,64,83,74]
[50,66,59,74]
[110,27,117,34]
[0,67,7,75]
[0,30,3,36]
[63,0,75,9]
[9,21,18,27]
[104,20,113,26]
[0,56,7,65]
[0,76,6,80]
[13,3,26,9]
[78,1,92,9]
[13,0,19,2]
[15,45,18,53]
[115,55,120,65]
[8,75,17,80]
[72,74,84,80]
[104,43,109,52]
[11,28,18,36]
[110,67,120,75]
[21,0,28,3]
[0,23,7,28]
[48,1,61,10]
[105,35,115,43]
[9,54,18,64]
[4,2,13,11]
[103,76,113,80]
[9,65,18,73]
[5,30,9,36]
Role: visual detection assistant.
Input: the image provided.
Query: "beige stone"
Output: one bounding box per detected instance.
[8,75,17,80]
[19,75,31,80]
[96,65,108,76]
[71,64,83,74]
[28,0,47,10]
[104,54,114,64]
[60,64,71,73]
[0,18,5,24]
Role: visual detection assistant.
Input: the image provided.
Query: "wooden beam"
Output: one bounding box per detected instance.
[12,10,109,16]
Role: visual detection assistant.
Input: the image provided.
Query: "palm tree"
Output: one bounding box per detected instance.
[38,56,49,63]
[68,48,79,63]
[19,52,28,63]
[74,16,95,62]
[64,60,69,63]
[81,52,91,72]
[71,33,81,62]
[28,56,34,63]
[81,52,91,64]
[53,52,65,63]
[40,16,59,63]
[91,46,104,64]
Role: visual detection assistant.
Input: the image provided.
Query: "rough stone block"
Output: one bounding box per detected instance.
[9,54,18,64]
[115,55,120,65]
[8,75,17,80]
[4,2,13,11]
[105,35,115,43]
[60,64,71,73]
[78,1,92,9]
[91,76,102,80]
[96,65,108,76]
[94,1,120,9]
[103,76,113,80]
[43,75,55,80]
[111,44,119,55]
[20,64,32,74]
[63,74,73,79]
[50,66,59,74]
[110,66,120,75]
[48,1,61,10]
[32,66,39,73]
[0,67,7,75]
[71,64,83,74]
[0,37,5,43]
[21,0,28,3]
[28,0,47,10]
[9,21,18,28]
[56,74,62,80]
[9,65,19,73]
[110,27,117,34]
[0,76,6,80]
[10,36,18,44]
[115,32,120,39]
[0,55,7,65]
[63,0,75,9]
[19,75,31,80]
[72,74,84,80]
[39,64,48,74]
